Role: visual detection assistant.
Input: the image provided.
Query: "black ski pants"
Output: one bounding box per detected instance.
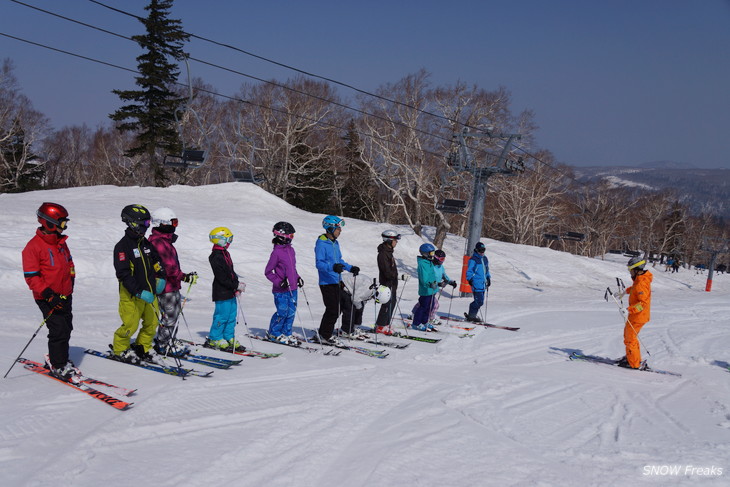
[318,284,341,340]
[375,282,397,327]
[35,295,73,368]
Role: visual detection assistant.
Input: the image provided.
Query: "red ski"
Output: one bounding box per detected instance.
[19,358,133,410]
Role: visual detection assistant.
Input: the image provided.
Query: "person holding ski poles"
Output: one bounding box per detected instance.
[111,204,167,364]
[465,241,491,322]
[206,226,246,352]
[618,256,653,369]
[410,243,439,331]
[22,202,76,381]
[314,215,359,345]
[375,229,400,335]
[264,221,302,345]
[148,207,197,357]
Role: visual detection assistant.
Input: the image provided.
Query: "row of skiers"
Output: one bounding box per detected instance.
[21,202,492,381]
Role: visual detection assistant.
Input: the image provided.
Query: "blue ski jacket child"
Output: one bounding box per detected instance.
[416,256,438,296]
[315,234,352,285]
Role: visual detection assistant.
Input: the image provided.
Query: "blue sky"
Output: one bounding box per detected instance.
[2,0,729,168]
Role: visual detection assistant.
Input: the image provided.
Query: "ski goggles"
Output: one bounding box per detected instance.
[273,230,294,240]
[170,218,178,227]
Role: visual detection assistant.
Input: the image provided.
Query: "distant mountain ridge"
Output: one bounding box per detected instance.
[571,162,730,218]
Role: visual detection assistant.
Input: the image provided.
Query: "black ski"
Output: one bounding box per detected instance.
[84,349,213,378]
[569,352,681,377]
[247,334,341,355]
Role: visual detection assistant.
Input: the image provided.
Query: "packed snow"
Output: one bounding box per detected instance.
[1,182,728,486]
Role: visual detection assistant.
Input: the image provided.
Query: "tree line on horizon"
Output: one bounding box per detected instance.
[1,0,727,268]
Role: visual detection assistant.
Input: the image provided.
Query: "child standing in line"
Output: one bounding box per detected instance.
[112,204,167,364]
[430,249,457,324]
[410,243,439,331]
[148,207,197,356]
[206,227,246,352]
[22,202,77,380]
[264,221,302,345]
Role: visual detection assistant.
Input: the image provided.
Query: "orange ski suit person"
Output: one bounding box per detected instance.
[623,256,652,369]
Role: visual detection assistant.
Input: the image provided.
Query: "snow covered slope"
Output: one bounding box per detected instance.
[1,183,728,486]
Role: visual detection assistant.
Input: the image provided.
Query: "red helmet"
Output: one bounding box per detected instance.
[37,202,69,232]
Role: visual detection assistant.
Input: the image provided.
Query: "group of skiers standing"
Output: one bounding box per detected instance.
[20,202,653,383]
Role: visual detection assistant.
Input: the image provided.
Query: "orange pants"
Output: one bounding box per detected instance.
[623,320,647,368]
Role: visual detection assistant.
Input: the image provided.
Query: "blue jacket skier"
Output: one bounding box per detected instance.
[465,241,491,322]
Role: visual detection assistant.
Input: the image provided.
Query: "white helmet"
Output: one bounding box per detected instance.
[381,229,401,242]
[151,207,177,227]
[374,285,391,304]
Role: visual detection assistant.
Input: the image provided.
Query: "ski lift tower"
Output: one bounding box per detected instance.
[701,236,730,292]
[449,128,523,296]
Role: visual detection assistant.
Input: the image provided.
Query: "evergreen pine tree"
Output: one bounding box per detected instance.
[109,0,190,187]
[340,120,373,219]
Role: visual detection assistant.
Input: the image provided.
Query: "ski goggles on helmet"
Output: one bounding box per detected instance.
[170,218,178,227]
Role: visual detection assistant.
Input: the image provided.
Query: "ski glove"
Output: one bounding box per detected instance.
[280,277,289,289]
[297,277,304,288]
[350,266,360,276]
[333,263,345,273]
[438,280,448,288]
[155,278,166,294]
[449,280,457,288]
[468,279,474,288]
[183,272,198,284]
[400,274,409,281]
[237,282,247,293]
[486,278,491,288]
[137,290,155,303]
[42,288,66,310]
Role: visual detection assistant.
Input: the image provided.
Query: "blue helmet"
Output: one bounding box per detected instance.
[419,242,436,258]
[322,215,345,233]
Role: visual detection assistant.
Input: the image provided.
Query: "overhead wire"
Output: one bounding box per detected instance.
[0,31,456,163]
[9,0,581,185]
[11,0,505,161]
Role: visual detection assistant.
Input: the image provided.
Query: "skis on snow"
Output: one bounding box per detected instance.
[178,339,283,359]
[18,358,133,410]
[568,352,681,377]
[84,349,213,378]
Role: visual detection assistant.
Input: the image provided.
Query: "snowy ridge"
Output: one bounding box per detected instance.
[1,182,728,486]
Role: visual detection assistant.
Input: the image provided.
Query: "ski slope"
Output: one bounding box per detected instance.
[0,183,728,486]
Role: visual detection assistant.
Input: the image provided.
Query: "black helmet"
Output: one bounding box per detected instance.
[273,221,295,244]
[121,204,151,236]
[434,249,446,264]
[475,242,486,253]
[627,256,646,271]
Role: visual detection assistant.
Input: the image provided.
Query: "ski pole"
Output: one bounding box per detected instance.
[4,310,54,379]
[235,294,255,352]
[605,287,651,357]
[346,274,358,340]
[445,285,455,327]
[392,275,410,336]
